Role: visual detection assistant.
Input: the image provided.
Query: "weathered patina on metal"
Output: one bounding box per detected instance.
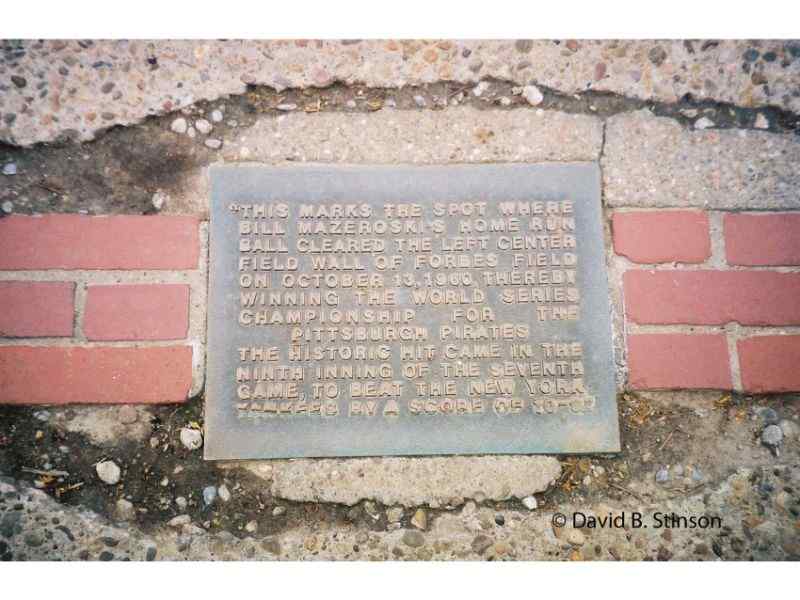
[205,164,619,459]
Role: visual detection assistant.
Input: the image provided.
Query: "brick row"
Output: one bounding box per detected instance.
[724,213,800,266]
[738,335,800,393]
[624,270,800,326]
[612,210,710,264]
[0,282,75,337]
[627,334,732,390]
[0,215,200,270]
[628,333,800,393]
[0,346,193,404]
[612,210,800,267]
[84,284,190,341]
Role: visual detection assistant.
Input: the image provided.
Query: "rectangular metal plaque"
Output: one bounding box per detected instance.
[205,164,620,459]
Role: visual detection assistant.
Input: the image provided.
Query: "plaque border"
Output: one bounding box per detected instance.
[205,163,620,460]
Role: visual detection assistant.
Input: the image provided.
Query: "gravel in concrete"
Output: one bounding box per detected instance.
[3,40,798,146]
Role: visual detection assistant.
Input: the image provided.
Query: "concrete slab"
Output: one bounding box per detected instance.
[603,110,800,210]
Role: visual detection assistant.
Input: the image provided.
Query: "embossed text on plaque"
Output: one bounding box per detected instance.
[205,164,619,459]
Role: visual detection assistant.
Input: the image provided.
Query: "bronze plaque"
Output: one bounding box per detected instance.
[205,164,619,459]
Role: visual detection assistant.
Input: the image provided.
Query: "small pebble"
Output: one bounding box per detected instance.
[402,530,425,548]
[175,496,188,510]
[151,191,168,211]
[363,500,379,519]
[218,484,231,503]
[743,48,760,62]
[655,467,669,483]
[758,481,774,495]
[2,163,17,176]
[521,496,538,510]
[203,486,217,506]
[245,520,258,533]
[413,95,426,108]
[648,46,668,66]
[411,508,428,530]
[195,119,212,134]
[170,117,187,134]
[522,85,544,106]
[169,515,191,527]
[762,424,783,448]
[566,529,586,546]
[1,201,12,214]
[96,460,121,485]
[272,506,286,517]
[695,117,715,130]
[276,103,297,111]
[180,427,203,451]
[204,138,222,149]
[758,407,780,424]
[210,109,224,122]
[472,81,490,97]
[387,507,404,523]
[754,113,769,129]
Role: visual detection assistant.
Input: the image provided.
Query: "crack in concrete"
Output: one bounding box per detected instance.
[234,78,800,134]
[2,76,798,153]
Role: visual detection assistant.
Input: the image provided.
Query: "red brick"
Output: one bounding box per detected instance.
[724,213,800,266]
[0,215,199,271]
[84,284,190,341]
[612,210,710,264]
[627,334,732,390]
[0,346,192,404]
[738,335,800,393]
[0,281,74,337]
[624,270,800,326]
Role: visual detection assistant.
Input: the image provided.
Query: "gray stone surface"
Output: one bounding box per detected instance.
[254,456,562,507]
[603,110,800,210]
[3,40,798,146]
[206,163,619,459]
